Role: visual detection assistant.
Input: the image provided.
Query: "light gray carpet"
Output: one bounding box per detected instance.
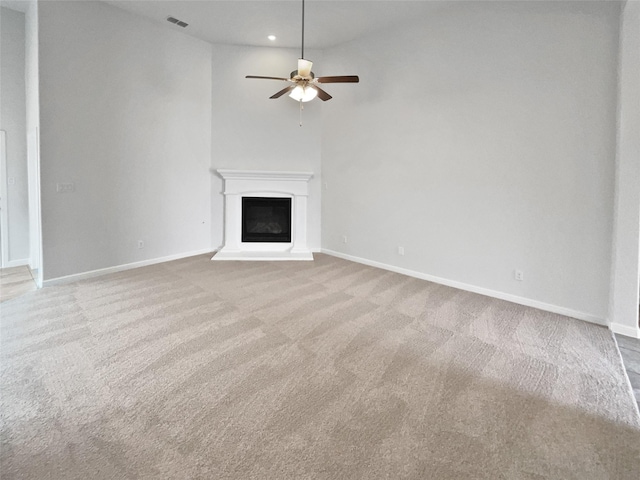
[1,253,639,479]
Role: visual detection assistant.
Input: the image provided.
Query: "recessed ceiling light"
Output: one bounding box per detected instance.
[267,35,276,41]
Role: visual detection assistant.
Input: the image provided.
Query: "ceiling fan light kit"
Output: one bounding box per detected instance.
[245,0,359,123]
[289,85,318,102]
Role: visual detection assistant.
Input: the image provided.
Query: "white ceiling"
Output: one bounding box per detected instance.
[102,0,453,50]
[3,1,614,51]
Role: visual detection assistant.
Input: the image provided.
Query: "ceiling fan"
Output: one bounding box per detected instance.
[245,0,359,103]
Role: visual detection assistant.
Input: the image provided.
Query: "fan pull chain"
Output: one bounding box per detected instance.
[299,100,303,127]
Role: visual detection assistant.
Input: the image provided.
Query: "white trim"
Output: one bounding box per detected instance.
[610,322,640,339]
[0,131,9,268]
[7,258,30,268]
[322,249,607,327]
[43,249,213,286]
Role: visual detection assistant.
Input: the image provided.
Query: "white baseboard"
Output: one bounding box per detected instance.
[321,249,607,327]
[6,258,30,268]
[610,322,640,339]
[43,249,214,287]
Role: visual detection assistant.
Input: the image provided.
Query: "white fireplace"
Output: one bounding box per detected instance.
[212,169,314,261]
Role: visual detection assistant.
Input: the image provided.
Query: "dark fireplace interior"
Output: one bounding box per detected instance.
[242,197,292,243]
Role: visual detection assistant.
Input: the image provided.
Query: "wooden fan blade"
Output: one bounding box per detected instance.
[316,75,359,83]
[309,85,332,101]
[270,85,296,99]
[246,75,290,81]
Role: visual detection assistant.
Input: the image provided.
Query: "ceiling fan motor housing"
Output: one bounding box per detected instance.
[291,70,315,80]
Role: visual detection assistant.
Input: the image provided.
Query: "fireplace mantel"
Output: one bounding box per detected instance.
[216,170,313,182]
[212,169,314,261]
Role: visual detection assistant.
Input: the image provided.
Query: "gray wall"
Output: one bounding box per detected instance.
[321,1,621,322]
[38,0,213,280]
[0,6,30,264]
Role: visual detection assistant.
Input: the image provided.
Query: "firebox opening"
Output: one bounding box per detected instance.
[242,197,292,243]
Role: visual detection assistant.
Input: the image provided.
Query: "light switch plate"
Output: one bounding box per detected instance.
[56,183,75,193]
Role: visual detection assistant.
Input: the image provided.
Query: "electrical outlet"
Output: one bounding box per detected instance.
[398,246,405,256]
[56,183,75,193]
[342,235,347,244]
[138,240,145,249]
[514,269,524,281]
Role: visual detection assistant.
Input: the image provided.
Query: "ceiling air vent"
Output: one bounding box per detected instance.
[166,16,188,28]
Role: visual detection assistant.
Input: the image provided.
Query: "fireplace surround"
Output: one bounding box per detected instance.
[212,170,314,261]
